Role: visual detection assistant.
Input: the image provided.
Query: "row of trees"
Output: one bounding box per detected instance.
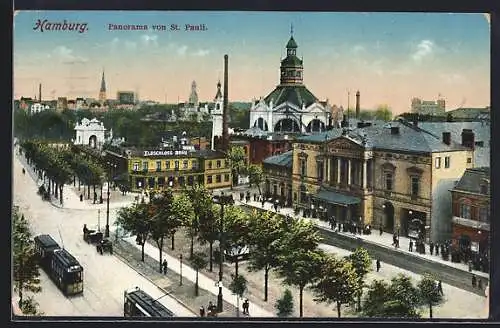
[115,184,443,318]
[13,206,42,315]
[20,140,106,204]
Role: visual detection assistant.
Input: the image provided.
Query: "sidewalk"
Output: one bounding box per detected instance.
[120,235,274,317]
[230,192,490,280]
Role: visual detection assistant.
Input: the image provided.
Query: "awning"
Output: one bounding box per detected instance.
[313,190,361,207]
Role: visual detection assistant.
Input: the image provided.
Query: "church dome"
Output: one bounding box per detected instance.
[286,36,298,49]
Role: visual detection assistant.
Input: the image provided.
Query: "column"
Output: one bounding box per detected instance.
[326,156,331,184]
[363,160,367,189]
[347,159,352,185]
[336,158,341,184]
[330,157,334,183]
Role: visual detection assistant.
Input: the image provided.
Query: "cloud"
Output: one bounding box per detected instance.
[439,73,467,84]
[177,45,188,56]
[412,40,434,62]
[192,49,210,57]
[141,34,158,47]
[351,45,365,55]
[53,45,88,63]
[124,41,137,50]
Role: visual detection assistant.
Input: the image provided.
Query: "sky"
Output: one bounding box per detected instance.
[13,11,490,114]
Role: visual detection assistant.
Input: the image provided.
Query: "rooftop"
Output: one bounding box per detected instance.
[264,84,319,108]
[453,167,490,195]
[262,150,293,168]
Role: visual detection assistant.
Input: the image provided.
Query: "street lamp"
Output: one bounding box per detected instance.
[102,151,117,238]
[179,254,183,286]
[212,191,234,313]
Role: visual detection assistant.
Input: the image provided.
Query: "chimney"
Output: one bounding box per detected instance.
[222,54,229,152]
[390,126,400,135]
[355,90,360,119]
[461,129,475,149]
[39,83,42,102]
[442,132,451,145]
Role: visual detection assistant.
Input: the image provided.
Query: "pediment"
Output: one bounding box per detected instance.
[328,137,364,152]
[407,166,424,176]
[273,103,301,113]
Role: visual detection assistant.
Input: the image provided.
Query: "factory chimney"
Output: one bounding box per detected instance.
[222,54,229,152]
[39,83,42,102]
[355,90,360,119]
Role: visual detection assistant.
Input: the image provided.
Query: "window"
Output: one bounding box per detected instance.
[207,175,213,184]
[216,175,221,183]
[165,161,170,169]
[192,160,198,170]
[183,160,188,169]
[142,162,148,171]
[460,203,471,220]
[156,161,162,171]
[216,160,221,168]
[385,172,393,191]
[479,207,489,222]
[174,161,179,170]
[316,161,324,181]
[444,156,450,168]
[411,176,419,196]
[133,162,139,171]
[208,161,213,169]
[467,157,472,164]
[435,157,441,169]
[300,159,307,177]
[178,176,185,186]
[187,176,194,186]
[224,174,230,182]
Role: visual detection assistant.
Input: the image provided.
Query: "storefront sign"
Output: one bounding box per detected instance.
[408,230,419,239]
[143,150,188,157]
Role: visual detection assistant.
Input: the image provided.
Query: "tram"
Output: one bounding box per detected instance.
[124,287,175,317]
[34,234,84,296]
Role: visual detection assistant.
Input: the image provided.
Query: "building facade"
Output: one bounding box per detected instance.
[290,120,474,242]
[450,167,490,256]
[262,150,293,206]
[107,148,232,192]
[411,96,446,115]
[248,31,337,134]
[74,118,108,149]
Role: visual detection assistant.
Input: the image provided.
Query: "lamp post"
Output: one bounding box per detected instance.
[102,151,117,238]
[212,191,234,313]
[179,254,183,286]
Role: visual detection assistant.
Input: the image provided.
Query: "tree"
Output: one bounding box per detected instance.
[167,192,193,251]
[229,274,248,317]
[222,206,250,277]
[185,184,212,258]
[115,202,153,261]
[362,275,421,318]
[247,164,263,195]
[245,211,285,302]
[417,273,444,318]
[374,104,393,121]
[275,289,294,317]
[13,208,42,312]
[313,255,358,318]
[345,247,372,311]
[189,251,208,296]
[198,204,219,272]
[227,146,247,188]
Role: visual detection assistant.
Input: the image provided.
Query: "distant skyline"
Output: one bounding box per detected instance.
[14,11,490,113]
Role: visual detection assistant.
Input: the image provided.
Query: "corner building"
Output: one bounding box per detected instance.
[291,120,474,243]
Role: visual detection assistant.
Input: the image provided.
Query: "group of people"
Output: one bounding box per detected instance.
[199,301,218,317]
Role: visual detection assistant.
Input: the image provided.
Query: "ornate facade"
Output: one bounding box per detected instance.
[248,31,339,134]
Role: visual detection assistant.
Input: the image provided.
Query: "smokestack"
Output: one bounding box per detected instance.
[222,54,229,152]
[355,90,360,119]
[39,83,42,102]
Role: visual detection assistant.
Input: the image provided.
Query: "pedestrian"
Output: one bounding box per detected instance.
[162,259,168,274]
[208,301,214,313]
[240,192,244,201]
[243,299,249,315]
[409,240,413,252]
[438,280,443,295]
[430,242,434,255]
[472,274,477,288]
[478,278,483,290]
[379,226,383,236]
[80,194,83,202]
[83,224,88,235]
[376,259,381,272]
[199,306,205,317]
[22,168,25,175]
[435,243,440,255]
[93,192,98,204]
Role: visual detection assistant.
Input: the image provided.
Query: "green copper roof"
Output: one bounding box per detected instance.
[281,55,303,67]
[264,85,318,108]
[286,36,298,49]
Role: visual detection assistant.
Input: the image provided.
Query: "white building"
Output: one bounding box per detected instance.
[30,103,50,114]
[411,97,446,115]
[211,81,224,150]
[248,32,336,134]
[74,118,109,149]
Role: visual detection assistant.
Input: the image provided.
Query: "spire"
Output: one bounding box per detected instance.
[100,70,106,92]
[290,23,294,37]
[214,80,222,100]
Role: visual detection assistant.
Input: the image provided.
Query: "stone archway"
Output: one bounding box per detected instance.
[88,135,98,148]
[274,118,301,133]
[253,118,269,131]
[383,201,395,232]
[306,119,326,133]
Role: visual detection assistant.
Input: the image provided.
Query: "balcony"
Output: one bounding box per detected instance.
[452,216,490,231]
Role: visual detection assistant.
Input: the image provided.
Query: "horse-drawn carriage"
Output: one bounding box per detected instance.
[83,227,103,244]
[96,239,113,255]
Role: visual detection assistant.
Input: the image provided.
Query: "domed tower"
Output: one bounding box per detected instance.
[279,25,303,85]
